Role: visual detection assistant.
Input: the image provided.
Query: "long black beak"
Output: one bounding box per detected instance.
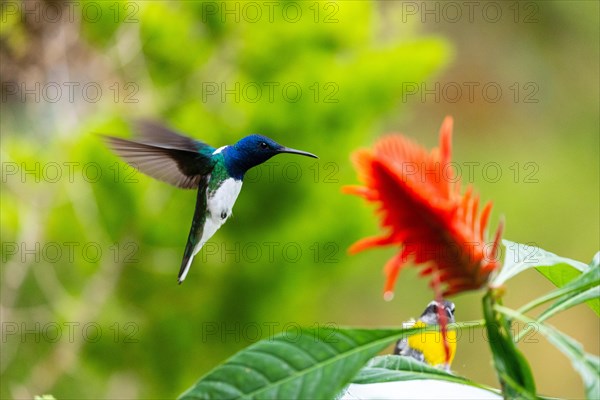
[279,147,318,158]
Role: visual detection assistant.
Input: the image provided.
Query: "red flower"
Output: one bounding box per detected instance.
[344,116,503,300]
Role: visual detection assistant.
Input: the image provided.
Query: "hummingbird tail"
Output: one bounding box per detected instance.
[178,257,194,284]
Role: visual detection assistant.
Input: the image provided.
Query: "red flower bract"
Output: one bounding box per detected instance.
[344,116,503,299]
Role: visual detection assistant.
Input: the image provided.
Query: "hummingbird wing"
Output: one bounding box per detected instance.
[102,121,216,189]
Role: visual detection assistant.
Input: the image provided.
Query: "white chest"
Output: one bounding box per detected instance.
[207,178,243,222]
[179,174,243,282]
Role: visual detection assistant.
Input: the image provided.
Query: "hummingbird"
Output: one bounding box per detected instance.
[103,121,317,284]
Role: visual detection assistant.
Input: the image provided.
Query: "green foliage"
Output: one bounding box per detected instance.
[539,285,600,322]
[177,242,598,399]
[493,240,588,287]
[517,251,600,317]
[534,263,599,317]
[497,306,600,400]
[491,243,599,399]
[179,326,424,399]
[483,292,537,399]
[534,251,599,314]
[351,355,495,394]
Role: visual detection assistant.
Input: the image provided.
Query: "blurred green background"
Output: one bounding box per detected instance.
[1,1,598,398]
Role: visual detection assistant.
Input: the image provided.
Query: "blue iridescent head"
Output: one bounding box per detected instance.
[222,134,317,179]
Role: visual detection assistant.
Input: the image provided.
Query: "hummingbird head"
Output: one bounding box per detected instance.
[223,134,317,178]
[419,300,456,325]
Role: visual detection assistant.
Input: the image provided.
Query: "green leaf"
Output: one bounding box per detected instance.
[536,265,584,288]
[178,326,424,400]
[496,306,600,400]
[519,263,600,317]
[541,287,600,322]
[539,286,600,321]
[483,292,537,399]
[351,355,498,395]
[493,240,588,287]
[590,252,600,269]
